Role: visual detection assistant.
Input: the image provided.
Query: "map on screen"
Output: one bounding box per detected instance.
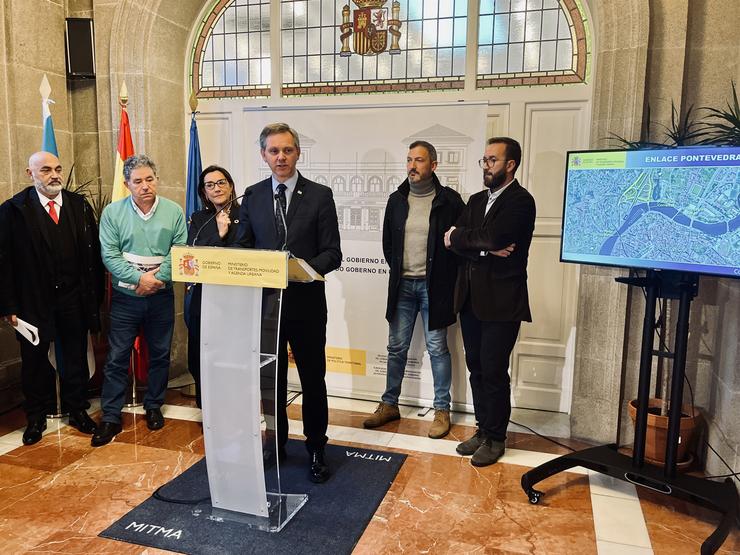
[561,147,740,278]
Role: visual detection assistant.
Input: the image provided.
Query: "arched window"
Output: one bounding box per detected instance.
[192,0,272,98]
[350,175,364,193]
[281,0,468,95]
[191,0,589,98]
[476,0,588,87]
[332,175,346,191]
[369,175,383,193]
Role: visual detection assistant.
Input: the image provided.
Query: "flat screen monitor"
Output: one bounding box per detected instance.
[561,146,740,278]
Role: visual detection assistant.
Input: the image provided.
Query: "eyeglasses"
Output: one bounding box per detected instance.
[204,179,229,190]
[478,157,507,168]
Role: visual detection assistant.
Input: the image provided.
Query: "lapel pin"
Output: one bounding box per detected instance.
[297,190,303,195]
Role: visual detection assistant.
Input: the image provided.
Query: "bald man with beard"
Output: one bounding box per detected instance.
[0,151,104,445]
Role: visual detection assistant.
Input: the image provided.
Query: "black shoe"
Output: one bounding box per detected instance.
[22,419,47,445]
[91,422,122,447]
[68,410,98,434]
[308,447,330,483]
[456,428,485,456]
[145,408,164,430]
[470,438,506,467]
[263,445,288,468]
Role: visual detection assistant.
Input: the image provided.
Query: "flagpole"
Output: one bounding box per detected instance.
[39,74,59,156]
[38,74,66,419]
[111,81,134,202]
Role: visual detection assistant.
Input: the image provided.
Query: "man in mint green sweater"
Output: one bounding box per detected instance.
[92,155,187,447]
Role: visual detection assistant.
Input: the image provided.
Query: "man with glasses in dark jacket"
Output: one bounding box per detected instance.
[444,137,535,467]
[363,141,464,439]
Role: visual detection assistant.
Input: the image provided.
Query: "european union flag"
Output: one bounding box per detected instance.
[186,113,203,221]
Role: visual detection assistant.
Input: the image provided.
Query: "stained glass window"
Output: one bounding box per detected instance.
[280,0,468,95]
[191,0,588,98]
[476,0,588,87]
[193,0,272,98]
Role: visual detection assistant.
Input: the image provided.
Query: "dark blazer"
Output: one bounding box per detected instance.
[0,187,105,340]
[187,203,240,247]
[383,174,464,330]
[450,180,536,322]
[236,172,342,320]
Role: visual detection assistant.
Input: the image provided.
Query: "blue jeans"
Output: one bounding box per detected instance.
[382,278,452,410]
[101,289,175,424]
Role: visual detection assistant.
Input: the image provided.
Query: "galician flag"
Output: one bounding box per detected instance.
[111,81,135,202]
[39,74,58,156]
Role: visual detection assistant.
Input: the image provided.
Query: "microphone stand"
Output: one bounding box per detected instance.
[192,192,247,246]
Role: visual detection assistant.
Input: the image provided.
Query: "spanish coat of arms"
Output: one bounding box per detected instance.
[340,0,402,56]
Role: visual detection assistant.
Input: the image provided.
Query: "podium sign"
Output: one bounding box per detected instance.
[172,246,307,531]
[171,245,288,289]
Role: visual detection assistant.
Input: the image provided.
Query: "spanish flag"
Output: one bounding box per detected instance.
[111,82,135,202]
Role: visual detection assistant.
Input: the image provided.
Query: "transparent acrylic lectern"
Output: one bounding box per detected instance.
[171,246,321,532]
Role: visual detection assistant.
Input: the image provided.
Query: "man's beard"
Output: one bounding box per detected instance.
[37,181,63,196]
[408,170,428,183]
[483,168,507,190]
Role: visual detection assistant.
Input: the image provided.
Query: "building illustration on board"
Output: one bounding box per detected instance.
[258,124,474,239]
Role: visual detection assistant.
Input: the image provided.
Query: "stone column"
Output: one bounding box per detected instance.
[570,0,650,443]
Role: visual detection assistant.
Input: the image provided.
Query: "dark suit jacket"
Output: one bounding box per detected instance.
[450,180,536,322]
[236,172,342,320]
[383,174,464,330]
[0,187,105,340]
[187,204,240,248]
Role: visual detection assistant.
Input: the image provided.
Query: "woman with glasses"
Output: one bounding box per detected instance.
[185,165,240,408]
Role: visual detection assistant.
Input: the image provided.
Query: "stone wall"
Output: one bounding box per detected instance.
[674,0,740,479]
[572,0,740,478]
[0,0,75,411]
[570,0,649,443]
[93,0,207,380]
[0,0,203,412]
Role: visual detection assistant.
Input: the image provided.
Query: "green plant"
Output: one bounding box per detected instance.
[607,104,666,149]
[64,163,109,222]
[608,81,740,149]
[700,80,740,146]
[661,102,706,146]
[608,102,707,148]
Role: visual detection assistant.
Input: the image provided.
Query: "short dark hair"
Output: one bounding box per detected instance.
[487,137,521,174]
[259,123,300,151]
[408,140,437,163]
[197,165,237,210]
[123,154,157,182]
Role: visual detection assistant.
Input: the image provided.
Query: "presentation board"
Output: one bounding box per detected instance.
[561,147,740,278]
[241,103,488,411]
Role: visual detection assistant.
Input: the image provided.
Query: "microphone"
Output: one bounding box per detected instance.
[192,190,250,246]
[274,191,288,252]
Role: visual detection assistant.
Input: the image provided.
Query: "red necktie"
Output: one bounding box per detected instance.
[48,200,59,224]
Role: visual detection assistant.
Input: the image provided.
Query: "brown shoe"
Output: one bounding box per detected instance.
[363,402,400,429]
[428,409,451,439]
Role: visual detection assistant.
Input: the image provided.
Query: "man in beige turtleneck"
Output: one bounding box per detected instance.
[363,141,464,438]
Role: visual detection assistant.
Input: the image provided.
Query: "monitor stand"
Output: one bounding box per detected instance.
[520,270,738,555]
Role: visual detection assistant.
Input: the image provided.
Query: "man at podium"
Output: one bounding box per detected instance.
[236,123,341,483]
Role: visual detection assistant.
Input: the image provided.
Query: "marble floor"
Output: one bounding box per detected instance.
[0,390,738,554]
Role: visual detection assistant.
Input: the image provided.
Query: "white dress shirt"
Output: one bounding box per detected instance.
[35,188,63,218]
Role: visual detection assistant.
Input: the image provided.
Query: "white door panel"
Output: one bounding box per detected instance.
[513,102,588,411]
